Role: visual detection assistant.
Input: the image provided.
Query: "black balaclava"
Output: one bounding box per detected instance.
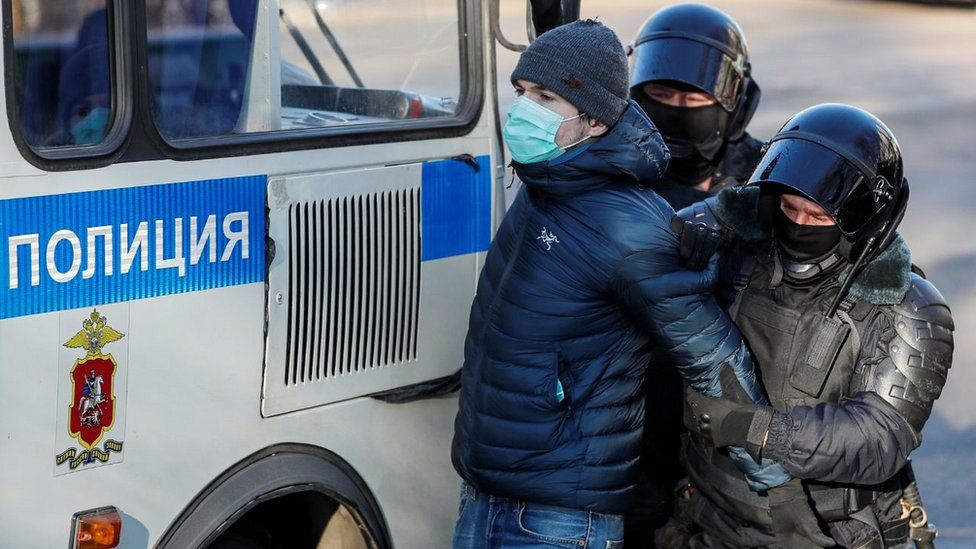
[639,96,729,186]
[772,207,842,263]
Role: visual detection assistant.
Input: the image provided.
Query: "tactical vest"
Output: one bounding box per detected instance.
[686,244,905,528]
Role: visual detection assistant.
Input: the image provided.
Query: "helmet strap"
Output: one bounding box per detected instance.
[827,177,910,317]
[826,236,874,318]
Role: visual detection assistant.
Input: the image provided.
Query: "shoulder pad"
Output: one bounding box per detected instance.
[872,274,954,432]
[894,274,954,329]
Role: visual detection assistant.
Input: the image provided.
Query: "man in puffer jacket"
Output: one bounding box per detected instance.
[451,20,787,548]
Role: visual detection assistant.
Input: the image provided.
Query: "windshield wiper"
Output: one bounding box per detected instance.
[309,1,365,88]
[279,8,334,86]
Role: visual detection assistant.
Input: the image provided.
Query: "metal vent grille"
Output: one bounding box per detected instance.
[283,189,421,385]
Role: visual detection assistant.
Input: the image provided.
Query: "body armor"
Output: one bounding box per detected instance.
[674,103,950,548]
[686,240,953,544]
[854,275,954,432]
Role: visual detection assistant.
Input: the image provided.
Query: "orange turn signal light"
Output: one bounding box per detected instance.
[72,507,122,549]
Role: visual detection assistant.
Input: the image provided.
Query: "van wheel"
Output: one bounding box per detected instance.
[207,530,273,549]
[205,491,372,549]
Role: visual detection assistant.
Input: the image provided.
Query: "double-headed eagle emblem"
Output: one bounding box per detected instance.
[63,310,125,356]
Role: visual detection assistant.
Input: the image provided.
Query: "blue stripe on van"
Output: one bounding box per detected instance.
[421,155,492,261]
[0,175,266,320]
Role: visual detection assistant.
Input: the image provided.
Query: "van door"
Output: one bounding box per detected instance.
[127,0,496,414]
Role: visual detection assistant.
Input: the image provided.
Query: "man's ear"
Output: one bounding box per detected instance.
[586,117,609,138]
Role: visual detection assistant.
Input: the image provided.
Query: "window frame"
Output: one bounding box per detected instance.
[2,0,484,171]
[3,0,134,167]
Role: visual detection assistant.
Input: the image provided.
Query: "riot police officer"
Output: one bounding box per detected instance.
[625,6,765,544]
[630,3,763,211]
[678,103,953,548]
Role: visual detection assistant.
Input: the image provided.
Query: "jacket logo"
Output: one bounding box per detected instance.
[536,227,560,251]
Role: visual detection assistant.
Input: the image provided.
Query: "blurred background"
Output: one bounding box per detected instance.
[497,0,976,545]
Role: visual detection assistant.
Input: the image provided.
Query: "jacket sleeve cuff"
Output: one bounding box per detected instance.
[761,412,795,463]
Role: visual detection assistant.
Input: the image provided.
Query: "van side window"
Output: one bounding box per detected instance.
[144,0,463,143]
[10,1,114,149]
[145,1,252,140]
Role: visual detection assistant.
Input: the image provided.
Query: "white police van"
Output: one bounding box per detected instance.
[0,0,578,546]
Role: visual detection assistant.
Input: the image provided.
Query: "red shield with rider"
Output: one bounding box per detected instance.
[68,355,116,450]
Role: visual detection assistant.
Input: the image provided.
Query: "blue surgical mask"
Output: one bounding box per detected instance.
[503,96,589,164]
[70,107,110,145]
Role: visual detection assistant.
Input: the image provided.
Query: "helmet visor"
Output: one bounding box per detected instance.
[630,37,742,111]
[749,139,885,235]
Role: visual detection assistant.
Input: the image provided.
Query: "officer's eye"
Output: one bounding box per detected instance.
[540,93,554,102]
[514,87,524,96]
[686,93,717,106]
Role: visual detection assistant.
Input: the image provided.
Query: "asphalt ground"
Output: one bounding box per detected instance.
[495,0,976,544]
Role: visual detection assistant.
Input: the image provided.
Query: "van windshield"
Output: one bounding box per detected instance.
[145,0,462,142]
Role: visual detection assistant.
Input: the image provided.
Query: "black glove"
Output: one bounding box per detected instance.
[669,215,725,270]
[767,479,835,548]
[684,386,774,462]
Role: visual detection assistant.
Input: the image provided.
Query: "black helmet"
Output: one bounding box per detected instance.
[629,3,759,144]
[749,103,909,266]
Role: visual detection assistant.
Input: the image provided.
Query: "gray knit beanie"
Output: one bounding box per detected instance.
[511,19,629,127]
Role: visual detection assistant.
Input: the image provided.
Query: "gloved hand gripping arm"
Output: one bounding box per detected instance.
[612,224,789,490]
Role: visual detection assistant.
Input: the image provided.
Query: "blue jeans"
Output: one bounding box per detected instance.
[452,482,624,549]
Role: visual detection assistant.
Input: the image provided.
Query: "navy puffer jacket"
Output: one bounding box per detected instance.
[451,102,777,514]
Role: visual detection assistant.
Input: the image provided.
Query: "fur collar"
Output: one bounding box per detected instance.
[712,186,912,305]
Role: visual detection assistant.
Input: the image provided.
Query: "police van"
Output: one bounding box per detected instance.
[0,0,578,547]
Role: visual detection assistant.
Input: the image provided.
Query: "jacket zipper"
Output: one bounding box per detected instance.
[478,198,532,343]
